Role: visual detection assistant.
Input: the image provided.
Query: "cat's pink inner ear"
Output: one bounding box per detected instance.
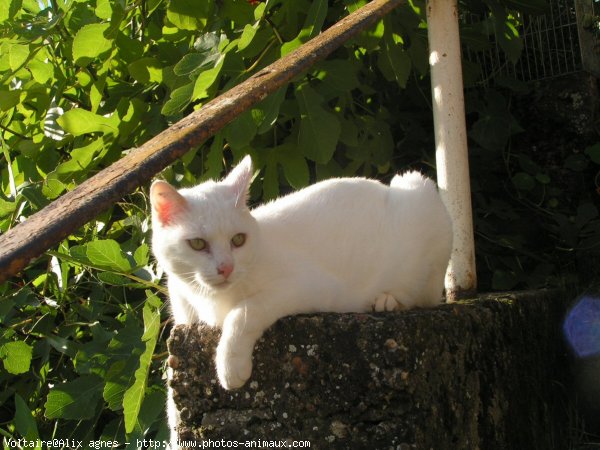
[224,155,253,208]
[150,180,187,226]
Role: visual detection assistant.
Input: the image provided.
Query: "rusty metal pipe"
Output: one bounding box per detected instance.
[0,0,403,282]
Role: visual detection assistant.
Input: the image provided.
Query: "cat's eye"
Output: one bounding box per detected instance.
[231,233,246,248]
[188,238,207,251]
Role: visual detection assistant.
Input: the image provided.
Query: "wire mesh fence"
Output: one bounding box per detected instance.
[463,0,597,84]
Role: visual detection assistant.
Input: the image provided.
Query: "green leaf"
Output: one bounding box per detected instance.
[14,394,40,444]
[67,139,106,173]
[255,87,286,134]
[238,23,258,51]
[193,31,221,53]
[584,143,600,165]
[314,59,360,94]
[161,82,194,116]
[51,139,104,180]
[95,0,113,20]
[123,295,161,433]
[203,133,225,180]
[97,272,132,286]
[535,173,551,184]
[9,44,29,72]
[72,23,114,66]
[296,84,341,164]
[488,3,523,64]
[0,0,22,23]
[0,90,21,111]
[471,91,523,151]
[103,357,138,411]
[0,196,17,219]
[351,118,393,166]
[278,145,309,189]
[134,244,150,268]
[511,172,535,191]
[64,2,97,34]
[253,2,267,20]
[45,335,80,359]
[0,340,33,374]
[44,374,104,419]
[263,156,279,200]
[174,51,220,77]
[115,32,143,64]
[281,0,328,56]
[28,58,54,84]
[224,110,257,150]
[130,388,167,437]
[378,33,411,88]
[57,109,119,136]
[41,175,67,200]
[173,53,202,76]
[192,56,225,101]
[564,154,588,172]
[86,239,132,272]
[128,57,163,84]
[167,0,213,31]
[0,293,15,320]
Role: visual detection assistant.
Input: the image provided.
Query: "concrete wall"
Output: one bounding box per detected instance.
[167,290,572,449]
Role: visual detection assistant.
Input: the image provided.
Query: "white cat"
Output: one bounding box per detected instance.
[151,155,452,391]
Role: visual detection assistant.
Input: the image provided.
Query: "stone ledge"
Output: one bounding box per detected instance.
[167,290,571,449]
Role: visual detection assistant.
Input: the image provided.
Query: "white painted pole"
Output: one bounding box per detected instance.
[427,0,477,301]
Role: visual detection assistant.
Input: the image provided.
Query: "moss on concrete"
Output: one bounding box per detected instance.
[168,290,571,449]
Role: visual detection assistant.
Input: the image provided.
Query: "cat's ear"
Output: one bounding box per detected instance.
[150,180,188,226]
[224,155,253,208]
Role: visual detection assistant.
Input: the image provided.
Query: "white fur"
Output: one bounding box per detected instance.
[152,157,452,392]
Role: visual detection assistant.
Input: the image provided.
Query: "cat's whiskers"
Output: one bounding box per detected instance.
[177,271,209,296]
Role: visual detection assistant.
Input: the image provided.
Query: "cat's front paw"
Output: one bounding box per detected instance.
[215,343,253,390]
[372,292,407,312]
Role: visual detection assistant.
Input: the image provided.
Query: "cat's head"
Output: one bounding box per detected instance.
[150,156,258,291]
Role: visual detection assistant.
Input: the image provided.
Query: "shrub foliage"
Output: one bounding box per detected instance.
[0,0,598,446]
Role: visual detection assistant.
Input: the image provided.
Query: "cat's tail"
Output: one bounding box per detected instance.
[390,171,436,191]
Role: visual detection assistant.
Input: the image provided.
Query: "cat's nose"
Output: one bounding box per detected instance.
[217,263,234,279]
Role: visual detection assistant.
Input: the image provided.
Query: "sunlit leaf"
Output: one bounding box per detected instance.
[161,82,194,116]
[0,0,22,23]
[166,0,213,31]
[86,239,132,272]
[44,375,104,419]
[192,56,225,101]
[57,109,119,136]
[9,44,29,72]
[0,341,33,374]
[72,23,114,66]
[238,23,258,51]
[128,57,164,84]
[123,295,161,433]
